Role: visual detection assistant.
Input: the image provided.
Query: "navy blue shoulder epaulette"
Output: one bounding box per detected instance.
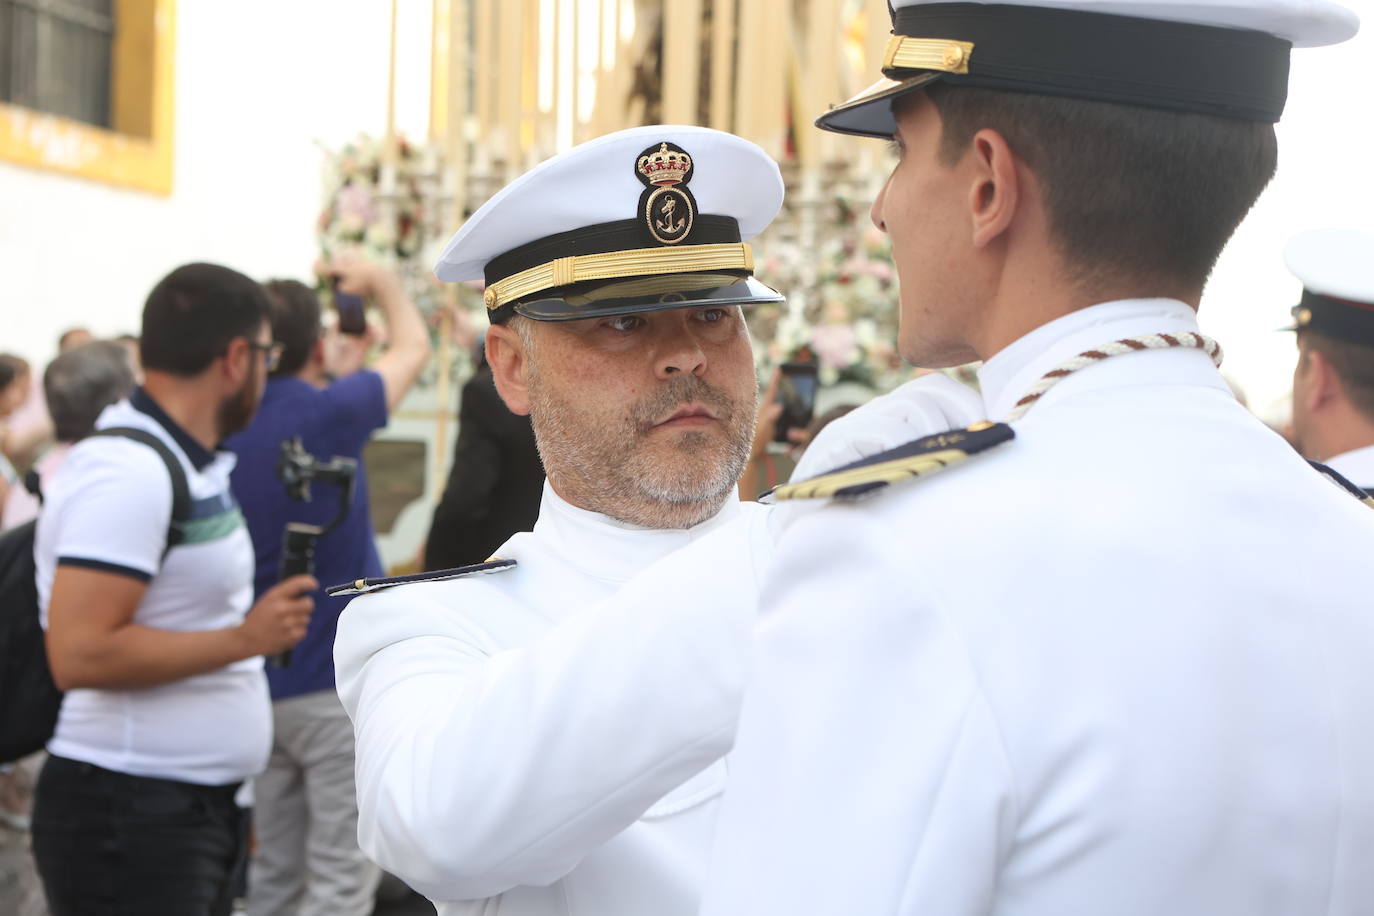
[327,558,518,597]
[764,421,1015,503]
[1307,459,1374,510]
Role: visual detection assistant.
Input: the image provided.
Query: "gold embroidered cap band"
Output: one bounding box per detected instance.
[882,36,974,74]
[482,243,755,311]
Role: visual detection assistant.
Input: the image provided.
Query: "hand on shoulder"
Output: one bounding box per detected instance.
[791,372,984,482]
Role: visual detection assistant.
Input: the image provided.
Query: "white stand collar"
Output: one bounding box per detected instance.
[531,481,742,584]
[977,299,1230,421]
[1326,445,1374,489]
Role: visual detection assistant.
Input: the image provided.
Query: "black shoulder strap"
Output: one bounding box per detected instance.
[1308,459,1374,510]
[326,558,518,597]
[88,427,193,549]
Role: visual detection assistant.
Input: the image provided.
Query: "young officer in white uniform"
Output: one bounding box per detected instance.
[702,2,1374,915]
[1287,228,1374,493]
[331,126,974,916]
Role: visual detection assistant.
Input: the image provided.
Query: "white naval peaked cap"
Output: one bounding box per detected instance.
[817,0,1360,138]
[1284,228,1374,347]
[434,125,786,323]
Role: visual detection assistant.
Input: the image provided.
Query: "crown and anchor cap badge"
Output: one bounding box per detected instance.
[636,141,696,246]
[433,125,785,324]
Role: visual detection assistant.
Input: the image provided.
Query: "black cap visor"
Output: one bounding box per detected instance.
[506,273,785,323]
[815,73,942,138]
[1286,292,1374,347]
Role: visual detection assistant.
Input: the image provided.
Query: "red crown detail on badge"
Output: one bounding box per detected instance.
[637,143,692,186]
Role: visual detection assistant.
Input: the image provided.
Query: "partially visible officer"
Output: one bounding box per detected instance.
[1287,228,1374,492]
[422,351,544,571]
[333,126,795,916]
[223,257,429,916]
[33,263,316,916]
[702,2,1374,915]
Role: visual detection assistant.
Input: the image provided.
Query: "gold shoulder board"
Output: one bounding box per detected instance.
[326,558,518,597]
[768,421,1015,502]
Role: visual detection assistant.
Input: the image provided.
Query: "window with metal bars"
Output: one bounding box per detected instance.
[0,0,115,129]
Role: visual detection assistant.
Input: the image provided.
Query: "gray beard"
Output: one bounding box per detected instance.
[528,372,755,530]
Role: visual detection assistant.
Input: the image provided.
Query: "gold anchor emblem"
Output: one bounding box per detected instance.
[656,196,685,235]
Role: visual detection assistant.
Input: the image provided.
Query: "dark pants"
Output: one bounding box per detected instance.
[31,754,247,916]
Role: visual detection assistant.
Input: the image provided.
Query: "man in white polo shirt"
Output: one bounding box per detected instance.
[32,262,316,916]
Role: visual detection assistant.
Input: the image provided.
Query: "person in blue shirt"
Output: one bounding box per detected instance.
[225,256,429,916]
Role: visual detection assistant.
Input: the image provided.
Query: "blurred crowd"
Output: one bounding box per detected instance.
[0,256,514,916]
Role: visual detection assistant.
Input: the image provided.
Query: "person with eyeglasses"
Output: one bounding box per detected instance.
[221,254,429,916]
[31,262,318,916]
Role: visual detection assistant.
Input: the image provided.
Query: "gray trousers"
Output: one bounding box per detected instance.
[247,690,380,916]
[0,752,48,916]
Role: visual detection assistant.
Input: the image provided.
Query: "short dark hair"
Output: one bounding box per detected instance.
[140,263,271,377]
[44,341,136,442]
[261,279,322,378]
[0,353,29,392]
[1302,331,1374,423]
[921,85,1278,292]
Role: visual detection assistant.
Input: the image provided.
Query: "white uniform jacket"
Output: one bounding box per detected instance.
[704,299,1374,916]
[1327,443,1374,492]
[334,485,771,915]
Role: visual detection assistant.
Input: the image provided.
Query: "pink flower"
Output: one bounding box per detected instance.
[336,183,376,226]
[810,323,859,371]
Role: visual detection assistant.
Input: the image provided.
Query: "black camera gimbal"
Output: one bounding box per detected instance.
[270,437,358,668]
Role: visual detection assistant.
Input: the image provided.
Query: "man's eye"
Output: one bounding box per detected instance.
[607,315,643,332]
[696,308,728,323]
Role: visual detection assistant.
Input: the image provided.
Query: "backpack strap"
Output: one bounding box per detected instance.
[88,427,193,551]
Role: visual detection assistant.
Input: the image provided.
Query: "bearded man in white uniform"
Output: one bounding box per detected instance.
[331,126,987,916]
[1287,228,1374,495]
[700,2,1374,915]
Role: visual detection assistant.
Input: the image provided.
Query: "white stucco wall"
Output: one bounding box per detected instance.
[1,0,434,367]
[1,1,440,564]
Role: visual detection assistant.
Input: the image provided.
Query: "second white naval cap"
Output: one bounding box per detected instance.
[1285,228,1374,347]
[434,125,786,324]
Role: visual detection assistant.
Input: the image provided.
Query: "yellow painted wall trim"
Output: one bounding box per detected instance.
[0,0,176,195]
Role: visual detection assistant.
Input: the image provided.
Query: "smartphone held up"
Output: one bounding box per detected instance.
[773,362,819,444]
[330,275,368,335]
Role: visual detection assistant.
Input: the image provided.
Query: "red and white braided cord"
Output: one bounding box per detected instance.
[1006,332,1223,422]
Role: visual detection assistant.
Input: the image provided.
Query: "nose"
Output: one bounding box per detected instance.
[871,173,891,233]
[656,322,708,379]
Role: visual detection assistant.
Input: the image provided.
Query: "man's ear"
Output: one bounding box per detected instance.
[486,323,533,416]
[966,128,1020,249]
[222,337,252,386]
[1303,347,1343,414]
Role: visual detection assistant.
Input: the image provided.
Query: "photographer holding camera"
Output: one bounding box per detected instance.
[224,255,429,916]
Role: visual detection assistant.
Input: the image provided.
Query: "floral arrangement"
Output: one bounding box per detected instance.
[317,133,435,264]
[316,134,502,391]
[748,193,910,392]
